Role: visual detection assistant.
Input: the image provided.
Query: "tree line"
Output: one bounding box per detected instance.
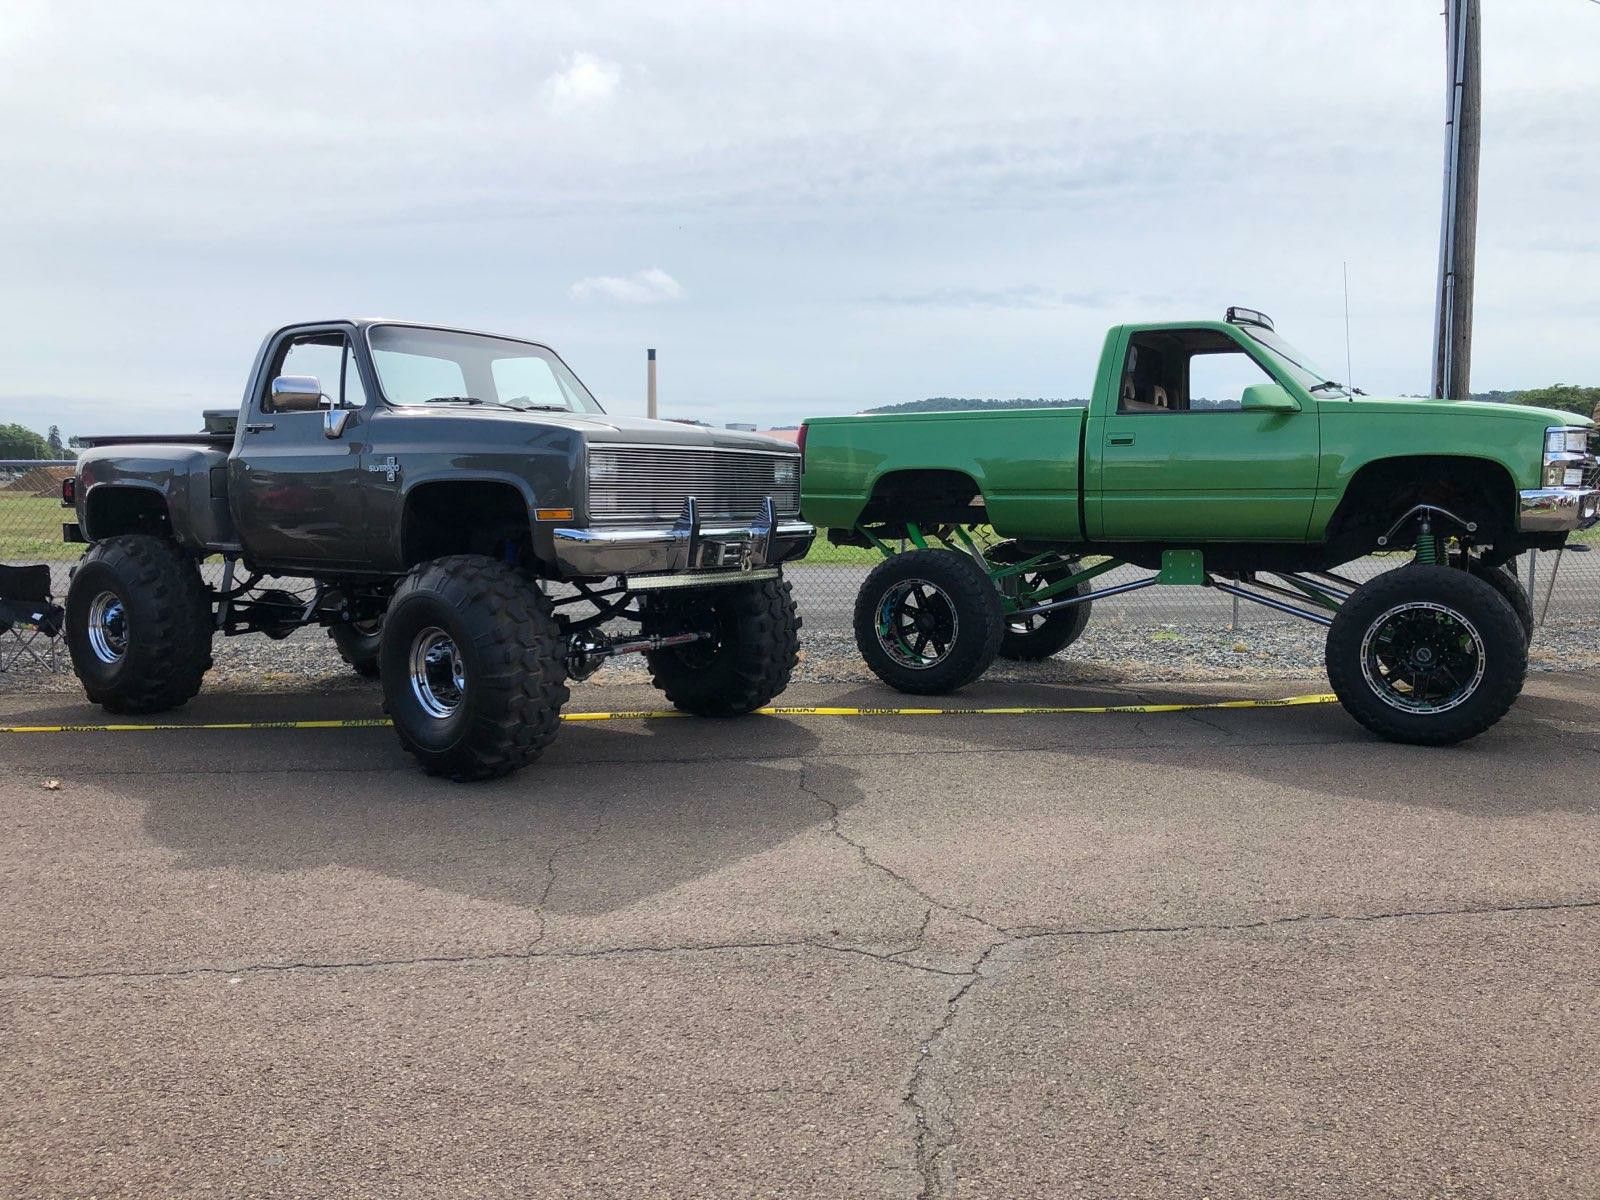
[0,424,67,460]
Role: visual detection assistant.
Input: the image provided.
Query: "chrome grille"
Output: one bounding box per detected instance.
[587,445,802,523]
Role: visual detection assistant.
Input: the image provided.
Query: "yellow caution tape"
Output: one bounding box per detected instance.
[0,694,1338,734]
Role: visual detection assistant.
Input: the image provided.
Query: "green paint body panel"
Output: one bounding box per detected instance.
[801,321,1591,547]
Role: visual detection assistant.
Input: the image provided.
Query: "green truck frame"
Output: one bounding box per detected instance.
[800,308,1598,744]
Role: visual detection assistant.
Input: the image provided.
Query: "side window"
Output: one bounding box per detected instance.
[268,334,344,412]
[1118,342,1179,413]
[1186,350,1274,412]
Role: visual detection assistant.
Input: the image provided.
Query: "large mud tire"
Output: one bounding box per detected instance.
[379,556,568,781]
[643,577,801,716]
[853,549,1004,694]
[1325,564,1526,746]
[990,540,1093,662]
[64,534,213,714]
[330,619,383,679]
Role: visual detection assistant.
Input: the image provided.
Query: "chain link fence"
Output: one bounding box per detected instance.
[4,459,1597,669]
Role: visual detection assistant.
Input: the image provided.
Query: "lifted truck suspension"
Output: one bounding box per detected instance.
[566,629,713,682]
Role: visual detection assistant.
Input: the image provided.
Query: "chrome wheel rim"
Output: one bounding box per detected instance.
[87,591,128,664]
[876,579,959,670]
[1359,601,1486,714]
[409,627,465,719]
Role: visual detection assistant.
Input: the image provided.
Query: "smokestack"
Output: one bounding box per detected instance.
[647,348,658,420]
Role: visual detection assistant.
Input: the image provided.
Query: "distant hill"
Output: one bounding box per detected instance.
[861,397,1087,415]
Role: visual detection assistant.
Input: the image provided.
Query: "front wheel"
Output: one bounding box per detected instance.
[379,556,569,781]
[853,549,1004,694]
[1325,564,1527,746]
[642,576,801,716]
[64,534,213,714]
[329,618,383,679]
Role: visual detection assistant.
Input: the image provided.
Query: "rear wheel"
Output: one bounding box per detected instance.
[1325,564,1526,746]
[643,577,801,716]
[379,556,568,781]
[853,549,1003,694]
[64,535,213,714]
[990,541,1093,662]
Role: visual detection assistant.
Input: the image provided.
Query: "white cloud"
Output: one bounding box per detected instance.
[540,51,622,115]
[569,267,685,305]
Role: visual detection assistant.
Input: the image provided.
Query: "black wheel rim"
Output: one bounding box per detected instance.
[876,579,959,669]
[1006,569,1050,635]
[1359,601,1486,714]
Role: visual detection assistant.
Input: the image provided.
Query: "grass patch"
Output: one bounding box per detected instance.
[0,494,76,562]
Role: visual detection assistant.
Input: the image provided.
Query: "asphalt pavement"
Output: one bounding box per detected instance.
[2,670,1598,1198]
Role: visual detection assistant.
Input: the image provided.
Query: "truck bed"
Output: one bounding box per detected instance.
[801,406,1087,540]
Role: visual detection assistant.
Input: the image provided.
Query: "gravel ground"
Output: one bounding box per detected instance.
[7,610,1599,697]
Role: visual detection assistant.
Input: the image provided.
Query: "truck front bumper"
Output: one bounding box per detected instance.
[552,497,815,579]
[1517,487,1599,533]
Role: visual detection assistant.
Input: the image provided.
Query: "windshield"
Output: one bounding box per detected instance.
[1240,327,1350,397]
[367,325,605,413]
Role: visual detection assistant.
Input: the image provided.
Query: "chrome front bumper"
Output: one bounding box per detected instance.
[1517,487,1599,532]
[552,497,815,579]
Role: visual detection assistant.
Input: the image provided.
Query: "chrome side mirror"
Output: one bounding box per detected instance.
[324,409,352,439]
[271,374,326,412]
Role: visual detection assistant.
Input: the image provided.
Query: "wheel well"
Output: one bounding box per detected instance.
[85,486,172,540]
[1327,456,1516,555]
[401,481,532,568]
[859,469,985,527]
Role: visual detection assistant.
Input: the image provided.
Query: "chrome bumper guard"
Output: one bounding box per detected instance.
[553,496,816,580]
[1517,487,1599,533]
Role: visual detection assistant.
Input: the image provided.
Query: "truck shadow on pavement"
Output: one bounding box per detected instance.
[118,719,870,919]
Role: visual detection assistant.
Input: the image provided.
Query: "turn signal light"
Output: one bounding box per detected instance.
[534,507,575,522]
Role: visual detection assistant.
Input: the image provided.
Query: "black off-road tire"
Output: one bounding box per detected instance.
[990,540,1093,662]
[64,534,213,714]
[642,577,801,716]
[1451,554,1534,642]
[379,556,569,781]
[853,548,1004,694]
[329,619,383,679]
[1325,564,1527,746]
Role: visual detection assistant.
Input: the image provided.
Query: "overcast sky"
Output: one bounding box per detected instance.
[2,0,1597,438]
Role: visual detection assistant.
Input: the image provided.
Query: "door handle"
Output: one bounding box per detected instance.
[244,422,276,433]
[1109,434,1135,446]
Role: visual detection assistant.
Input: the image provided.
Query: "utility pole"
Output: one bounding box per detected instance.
[1432,0,1481,400]
[647,347,658,419]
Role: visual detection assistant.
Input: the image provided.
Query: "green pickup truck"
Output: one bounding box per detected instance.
[800,308,1598,744]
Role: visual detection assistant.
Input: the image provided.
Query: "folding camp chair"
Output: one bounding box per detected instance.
[0,563,64,672]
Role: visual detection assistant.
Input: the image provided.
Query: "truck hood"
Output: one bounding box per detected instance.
[1336,395,1592,428]
[393,405,797,451]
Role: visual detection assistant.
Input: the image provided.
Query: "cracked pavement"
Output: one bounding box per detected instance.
[2,669,1599,1198]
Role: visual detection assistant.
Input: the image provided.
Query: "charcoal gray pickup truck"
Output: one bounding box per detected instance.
[62,319,814,779]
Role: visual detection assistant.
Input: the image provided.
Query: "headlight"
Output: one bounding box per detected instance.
[1545,427,1588,455]
[1543,425,1593,488]
[773,459,798,487]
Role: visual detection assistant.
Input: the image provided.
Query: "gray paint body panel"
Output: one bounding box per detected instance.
[71,318,810,580]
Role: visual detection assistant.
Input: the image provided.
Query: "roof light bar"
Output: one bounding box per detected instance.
[1225,306,1275,332]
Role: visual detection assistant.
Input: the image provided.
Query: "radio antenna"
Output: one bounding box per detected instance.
[1342,261,1355,398]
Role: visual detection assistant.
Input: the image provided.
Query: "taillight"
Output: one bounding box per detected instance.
[796,422,808,469]
[61,477,77,508]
